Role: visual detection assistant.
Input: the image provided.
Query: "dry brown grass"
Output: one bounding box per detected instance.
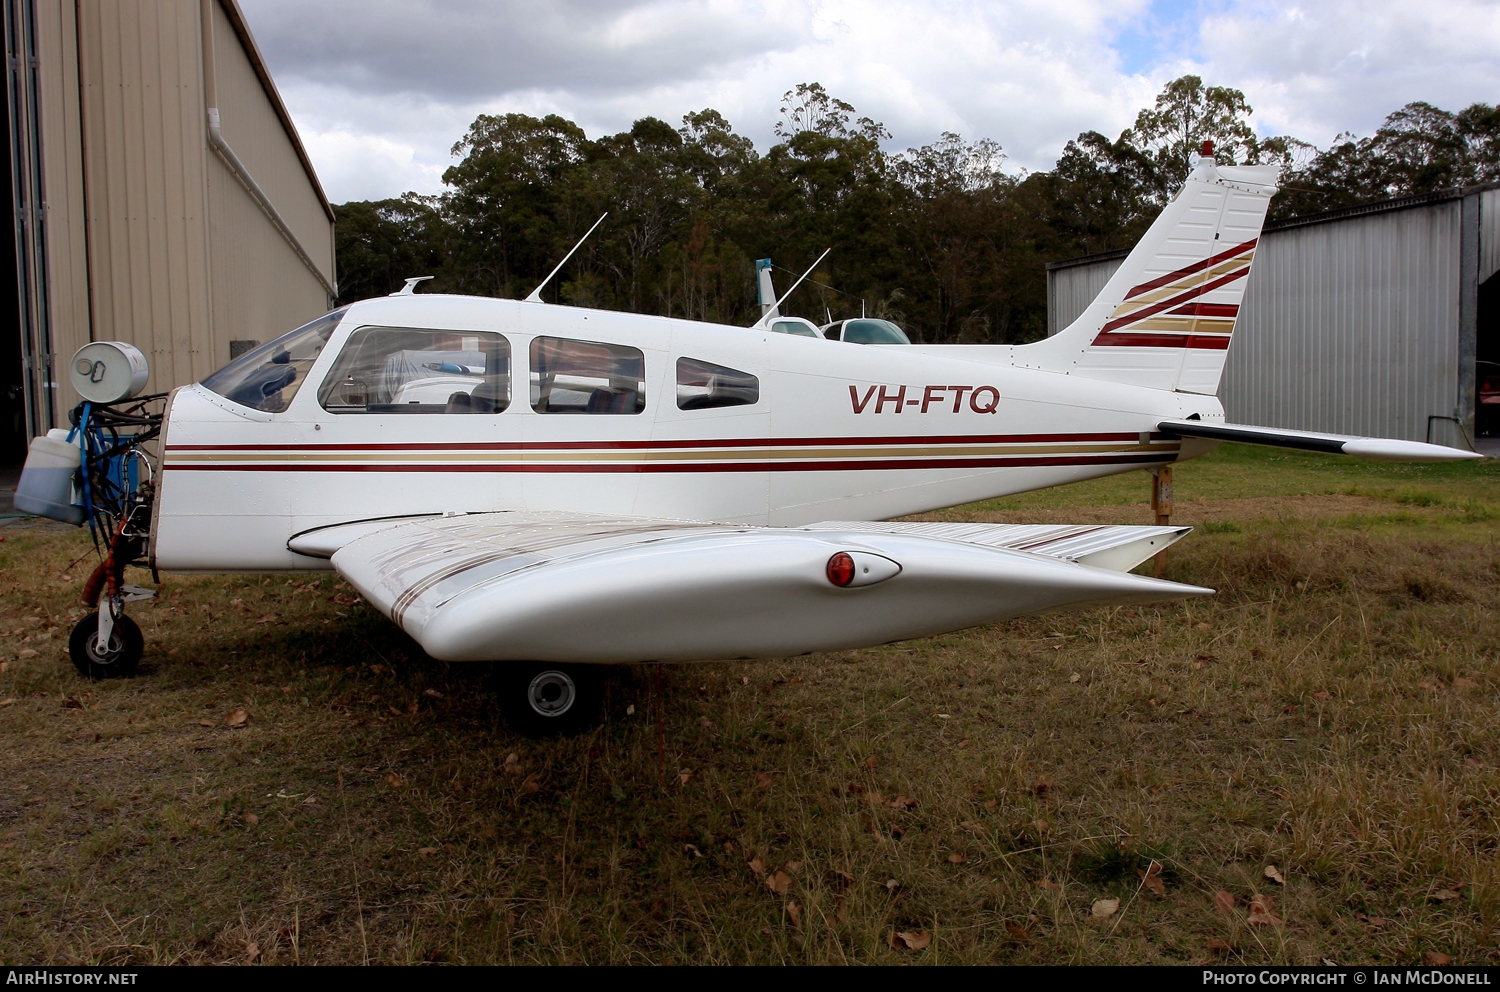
[1,445,1498,965]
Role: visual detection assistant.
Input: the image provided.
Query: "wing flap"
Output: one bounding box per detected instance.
[800,521,1191,572]
[329,511,1210,663]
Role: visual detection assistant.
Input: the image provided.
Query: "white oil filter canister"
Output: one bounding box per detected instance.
[70,341,149,404]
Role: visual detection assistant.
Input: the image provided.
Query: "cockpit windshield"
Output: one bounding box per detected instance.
[840,319,910,344]
[200,308,347,412]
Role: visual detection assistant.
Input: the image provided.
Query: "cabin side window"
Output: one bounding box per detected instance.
[200,308,347,413]
[676,357,759,410]
[317,326,511,414]
[530,337,645,414]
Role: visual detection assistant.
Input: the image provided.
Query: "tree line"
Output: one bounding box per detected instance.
[333,77,1499,344]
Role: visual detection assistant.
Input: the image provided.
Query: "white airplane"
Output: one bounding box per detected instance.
[21,147,1478,734]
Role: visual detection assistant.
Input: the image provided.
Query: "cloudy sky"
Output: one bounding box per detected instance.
[235,0,1500,205]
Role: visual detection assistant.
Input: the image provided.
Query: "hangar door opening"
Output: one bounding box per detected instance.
[1479,272,1499,440]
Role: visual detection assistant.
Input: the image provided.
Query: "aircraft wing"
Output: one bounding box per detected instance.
[288,512,1208,663]
[1158,420,1482,462]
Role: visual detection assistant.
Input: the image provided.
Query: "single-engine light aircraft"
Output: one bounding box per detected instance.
[22,146,1479,734]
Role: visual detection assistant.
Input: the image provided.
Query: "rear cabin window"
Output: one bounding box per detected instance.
[530,337,645,414]
[318,326,511,414]
[200,308,347,413]
[676,357,759,410]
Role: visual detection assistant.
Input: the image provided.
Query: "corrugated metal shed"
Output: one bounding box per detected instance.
[1045,183,1500,448]
[5,0,335,441]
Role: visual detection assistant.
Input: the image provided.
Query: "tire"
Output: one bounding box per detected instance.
[498,663,601,737]
[69,612,144,679]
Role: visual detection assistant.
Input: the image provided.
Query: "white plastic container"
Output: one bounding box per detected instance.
[14,431,85,525]
[70,341,149,404]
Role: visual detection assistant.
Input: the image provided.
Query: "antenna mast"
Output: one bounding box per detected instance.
[525,212,608,303]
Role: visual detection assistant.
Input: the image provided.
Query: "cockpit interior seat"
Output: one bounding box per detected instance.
[444,391,474,414]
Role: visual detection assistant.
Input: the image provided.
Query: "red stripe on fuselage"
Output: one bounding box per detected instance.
[164,431,1175,453]
[1089,331,1232,350]
[1125,239,1257,299]
[1097,266,1250,336]
[163,452,1174,474]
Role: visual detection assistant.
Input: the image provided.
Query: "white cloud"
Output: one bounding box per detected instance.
[238,0,1500,204]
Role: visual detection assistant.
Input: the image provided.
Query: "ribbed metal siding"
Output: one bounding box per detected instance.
[208,1,333,291]
[1482,188,1499,283]
[74,0,214,395]
[1046,260,1121,338]
[203,0,331,362]
[1045,203,1467,444]
[1221,204,1461,443]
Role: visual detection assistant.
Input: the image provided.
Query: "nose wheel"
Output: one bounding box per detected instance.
[69,611,143,679]
[500,663,601,737]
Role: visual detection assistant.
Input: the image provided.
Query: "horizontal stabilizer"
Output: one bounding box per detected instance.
[325,511,1211,663]
[1158,421,1482,463]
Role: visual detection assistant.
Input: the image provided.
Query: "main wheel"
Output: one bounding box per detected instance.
[499,663,601,737]
[69,612,144,679]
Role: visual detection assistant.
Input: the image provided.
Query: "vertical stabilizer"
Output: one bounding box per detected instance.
[1021,149,1279,394]
[756,258,778,319]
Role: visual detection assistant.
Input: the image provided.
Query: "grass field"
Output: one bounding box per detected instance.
[1,443,1498,965]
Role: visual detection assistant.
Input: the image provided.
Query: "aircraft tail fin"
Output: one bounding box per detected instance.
[1022,146,1279,394]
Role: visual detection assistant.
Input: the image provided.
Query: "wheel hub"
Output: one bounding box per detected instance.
[526,670,577,717]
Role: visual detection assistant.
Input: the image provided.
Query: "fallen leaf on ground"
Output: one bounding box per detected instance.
[1092,898,1120,919]
[1214,890,1236,913]
[1431,888,1462,902]
[17,649,38,659]
[1247,893,1282,925]
[1143,860,1165,896]
[1264,865,1286,885]
[1034,879,1060,891]
[369,664,387,674]
[884,878,900,895]
[786,902,802,928]
[0,661,7,672]
[522,773,541,794]
[1312,691,1330,702]
[948,853,967,864]
[423,688,444,699]
[386,773,405,787]
[198,718,215,727]
[888,795,916,810]
[224,709,249,728]
[244,814,259,825]
[255,615,275,624]
[1424,952,1454,966]
[678,769,692,785]
[245,942,260,963]
[406,700,418,714]
[1206,937,1231,953]
[1031,776,1054,795]
[1465,758,1483,767]
[766,870,792,895]
[959,820,985,834]
[755,772,775,788]
[863,755,878,769]
[890,930,931,951]
[1453,678,1477,688]
[0,699,14,707]
[1068,673,1081,683]
[417,847,439,856]
[1005,921,1031,941]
